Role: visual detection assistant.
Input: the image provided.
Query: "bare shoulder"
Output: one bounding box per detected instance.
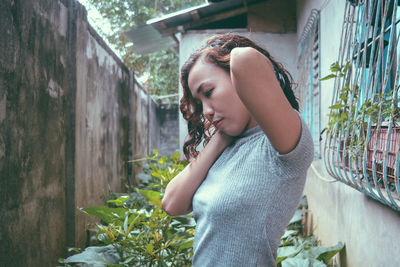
[230,47,274,73]
[230,47,277,91]
[231,47,260,59]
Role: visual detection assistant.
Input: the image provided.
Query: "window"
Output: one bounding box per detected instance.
[298,9,321,159]
[324,0,400,211]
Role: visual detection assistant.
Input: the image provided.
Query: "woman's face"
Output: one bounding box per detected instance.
[187,58,257,136]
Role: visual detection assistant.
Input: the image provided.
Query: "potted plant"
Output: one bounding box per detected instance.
[322,62,365,172]
[322,61,400,188]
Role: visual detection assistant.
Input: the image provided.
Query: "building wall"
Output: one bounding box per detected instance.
[297,0,400,266]
[0,0,178,266]
[248,0,296,33]
[179,30,297,154]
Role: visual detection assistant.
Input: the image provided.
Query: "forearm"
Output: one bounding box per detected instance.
[162,132,231,216]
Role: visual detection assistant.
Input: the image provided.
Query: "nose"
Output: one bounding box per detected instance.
[202,101,214,121]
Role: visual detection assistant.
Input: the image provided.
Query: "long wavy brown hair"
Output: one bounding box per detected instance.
[180,34,298,160]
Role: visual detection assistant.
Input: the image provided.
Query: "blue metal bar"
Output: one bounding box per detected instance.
[323,0,400,211]
[378,0,398,207]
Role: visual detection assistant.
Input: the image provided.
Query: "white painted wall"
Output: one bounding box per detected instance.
[178,29,297,154]
[298,1,400,266]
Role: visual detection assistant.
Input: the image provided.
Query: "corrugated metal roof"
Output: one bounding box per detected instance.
[124,24,177,55]
[124,0,268,55]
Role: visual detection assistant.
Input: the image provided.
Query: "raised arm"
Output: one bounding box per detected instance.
[230,47,301,154]
[162,131,233,216]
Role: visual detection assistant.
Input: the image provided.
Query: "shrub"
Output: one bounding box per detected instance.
[60,150,194,267]
[276,196,345,266]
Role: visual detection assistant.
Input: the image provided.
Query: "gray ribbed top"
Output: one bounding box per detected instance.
[192,115,314,266]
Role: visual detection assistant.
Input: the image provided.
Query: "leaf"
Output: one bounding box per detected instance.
[276,246,301,264]
[339,93,347,102]
[81,206,127,224]
[158,156,166,165]
[125,214,141,235]
[107,195,130,206]
[146,243,154,255]
[151,171,165,181]
[281,230,298,240]
[341,86,350,92]
[343,61,350,73]
[329,103,345,110]
[319,74,337,81]
[67,247,81,253]
[288,209,306,225]
[63,245,120,265]
[171,216,193,225]
[170,151,180,161]
[159,259,169,267]
[178,238,194,250]
[123,212,129,233]
[136,189,162,206]
[316,242,345,264]
[281,257,327,267]
[152,149,159,157]
[295,242,344,264]
[330,61,341,72]
[122,256,135,264]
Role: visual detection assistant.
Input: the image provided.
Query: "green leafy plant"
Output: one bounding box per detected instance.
[321,61,353,134]
[322,61,400,131]
[60,150,194,266]
[276,196,345,267]
[321,61,400,160]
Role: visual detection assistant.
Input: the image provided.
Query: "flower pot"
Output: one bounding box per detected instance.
[366,124,400,183]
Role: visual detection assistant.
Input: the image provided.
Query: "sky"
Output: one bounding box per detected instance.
[77,0,120,57]
[77,0,112,34]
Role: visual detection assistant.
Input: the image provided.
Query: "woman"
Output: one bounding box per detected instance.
[162,34,314,266]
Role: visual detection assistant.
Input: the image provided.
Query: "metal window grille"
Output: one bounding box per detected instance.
[323,0,400,211]
[298,9,321,158]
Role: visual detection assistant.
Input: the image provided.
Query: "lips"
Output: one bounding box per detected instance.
[213,118,223,128]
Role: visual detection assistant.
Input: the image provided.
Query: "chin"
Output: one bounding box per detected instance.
[222,126,244,137]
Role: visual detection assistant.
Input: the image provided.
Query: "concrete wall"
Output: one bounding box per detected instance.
[74,8,132,247]
[0,0,178,266]
[297,0,400,266]
[157,104,180,155]
[132,82,179,175]
[0,1,76,266]
[178,30,297,154]
[131,84,179,160]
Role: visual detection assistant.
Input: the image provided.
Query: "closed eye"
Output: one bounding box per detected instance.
[204,88,214,98]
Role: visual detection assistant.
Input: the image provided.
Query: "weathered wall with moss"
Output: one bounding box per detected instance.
[0,1,75,266]
[0,0,178,266]
[73,8,132,248]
